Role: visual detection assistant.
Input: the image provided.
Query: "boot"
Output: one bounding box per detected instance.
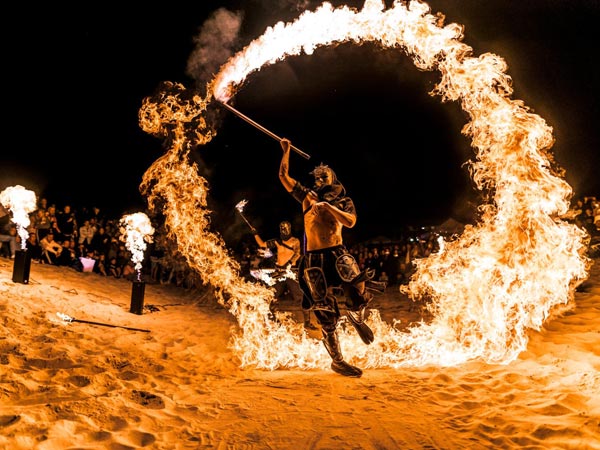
[347,305,374,345]
[322,328,362,378]
[303,310,317,330]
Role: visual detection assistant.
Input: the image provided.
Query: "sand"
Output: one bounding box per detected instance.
[0,256,598,450]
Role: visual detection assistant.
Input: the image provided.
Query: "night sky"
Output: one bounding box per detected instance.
[3,1,599,244]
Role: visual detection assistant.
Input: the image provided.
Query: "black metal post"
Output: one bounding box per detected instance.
[130,280,146,314]
[12,249,31,284]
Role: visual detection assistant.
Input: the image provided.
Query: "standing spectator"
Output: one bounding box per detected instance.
[37,197,48,213]
[88,206,105,225]
[56,204,78,242]
[90,226,111,256]
[32,208,52,241]
[46,204,61,237]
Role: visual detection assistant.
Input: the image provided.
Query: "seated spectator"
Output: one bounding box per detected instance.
[0,225,17,259]
[78,219,96,247]
[75,242,88,259]
[94,252,108,276]
[56,239,77,267]
[107,256,122,278]
[379,271,389,285]
[39,233,62,265]
[122,261,136,280]
[0,205,17,259]
[25,233,43,262]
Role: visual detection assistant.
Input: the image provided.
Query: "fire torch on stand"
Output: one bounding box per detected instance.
[0,185,37,284]
[119,213,155,315]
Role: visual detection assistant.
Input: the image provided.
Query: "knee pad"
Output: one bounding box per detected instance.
[303,266,327,301]
[335,253,361,282]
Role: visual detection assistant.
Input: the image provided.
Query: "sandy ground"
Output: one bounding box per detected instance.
[0,256,598,450]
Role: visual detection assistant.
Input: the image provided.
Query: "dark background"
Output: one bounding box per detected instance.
[3,1,599,245]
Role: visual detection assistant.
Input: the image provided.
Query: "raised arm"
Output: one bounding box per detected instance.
[252,230,267,249]
[279,138,296,192]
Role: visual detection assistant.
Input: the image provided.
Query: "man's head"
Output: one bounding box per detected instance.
[310,163,345,202]
[311,164,334,191]
[279,221,292,240]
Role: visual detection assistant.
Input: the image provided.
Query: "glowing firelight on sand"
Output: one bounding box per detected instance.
[119,213,155,282]
[0,185,37,249]
[137,0,590,371]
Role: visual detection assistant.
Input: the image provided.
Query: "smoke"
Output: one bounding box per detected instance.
[185,1,318,93]
[185,8,244,94]
[276,0,312,11]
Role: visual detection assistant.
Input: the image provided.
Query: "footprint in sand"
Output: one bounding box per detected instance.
[131,390,165,409]
[0,415,20,427]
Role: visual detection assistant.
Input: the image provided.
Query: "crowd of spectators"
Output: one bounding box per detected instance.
[0,197,205,291]
[1,194,599,293]
[1,199,137,278]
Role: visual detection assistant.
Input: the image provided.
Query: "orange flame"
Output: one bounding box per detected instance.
[138,0,591,370]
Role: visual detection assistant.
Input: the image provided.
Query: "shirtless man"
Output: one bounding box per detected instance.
[252,220,317,330]
[278,138,374,377]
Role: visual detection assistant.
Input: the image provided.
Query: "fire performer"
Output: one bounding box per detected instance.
[250,220,317,331]
[278,137,378,378]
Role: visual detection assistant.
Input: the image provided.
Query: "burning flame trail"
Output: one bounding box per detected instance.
[0,185,37,249]
[138,0,590,370]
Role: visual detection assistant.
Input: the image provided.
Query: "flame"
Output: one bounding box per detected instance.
[0,185,37,249]
[250,267,297,286]
[235,199,248,213]
[138,0,590,370]
[119,212,155,281]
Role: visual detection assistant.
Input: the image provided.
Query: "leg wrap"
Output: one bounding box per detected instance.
[322,326,363,377]
[302,267,336,313]
[322,327,343,362]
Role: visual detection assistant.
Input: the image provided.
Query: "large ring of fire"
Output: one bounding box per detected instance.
[138,0,590,370]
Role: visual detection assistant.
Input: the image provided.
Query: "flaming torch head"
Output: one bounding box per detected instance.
[235,199,248,213]
[235,199,255,231]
